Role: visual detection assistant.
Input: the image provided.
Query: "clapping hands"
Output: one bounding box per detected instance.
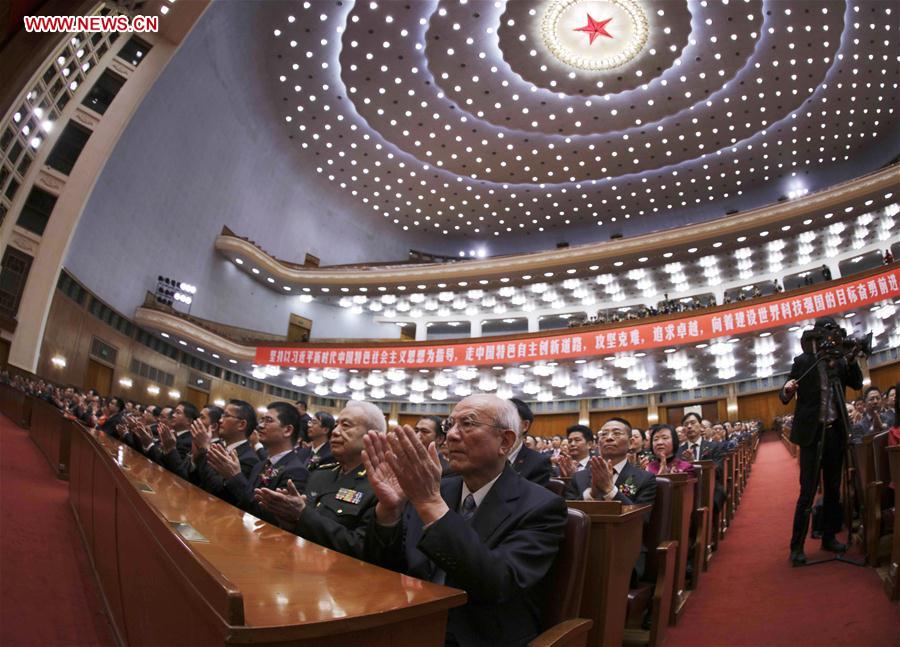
[255,480,307,528]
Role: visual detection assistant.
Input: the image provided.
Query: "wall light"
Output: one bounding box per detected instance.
[147,385,160,395]
[118,377,133,388]
[212,399,226,407]
[168,390,181,399]
[50,355,67,368]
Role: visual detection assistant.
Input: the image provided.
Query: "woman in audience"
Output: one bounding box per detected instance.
[642,424,696,475]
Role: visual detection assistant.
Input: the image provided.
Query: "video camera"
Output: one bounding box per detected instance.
[801,317,873,360]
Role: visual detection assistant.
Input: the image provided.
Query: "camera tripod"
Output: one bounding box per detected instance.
[793,353,865,568]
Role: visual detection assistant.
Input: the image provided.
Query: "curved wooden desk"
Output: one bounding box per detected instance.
[68,423,466,646]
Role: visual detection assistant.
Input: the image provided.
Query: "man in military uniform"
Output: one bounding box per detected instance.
[257,400,387,558]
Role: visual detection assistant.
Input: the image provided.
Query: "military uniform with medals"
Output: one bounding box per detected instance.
[289,462,377,558]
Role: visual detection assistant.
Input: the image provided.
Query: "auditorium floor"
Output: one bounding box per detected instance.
[665,435,900,647]
[1,416,897,646]
[0,414,115,647]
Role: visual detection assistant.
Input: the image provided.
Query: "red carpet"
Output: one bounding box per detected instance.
[0,414,114,647]
[666,436,900,647]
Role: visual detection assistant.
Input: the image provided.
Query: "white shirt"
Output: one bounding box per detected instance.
[265,449,292,466]
[576,456,590,471]
[310,439,328,455]
[175,429,190,438]
[507,440,524,464]
[583,458,629,501]
[461,471,504,511]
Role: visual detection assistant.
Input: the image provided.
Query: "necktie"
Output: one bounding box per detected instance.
[460,493,477,522]
[693,444,700,460]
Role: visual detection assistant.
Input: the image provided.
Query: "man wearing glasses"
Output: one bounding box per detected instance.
[188,399,259,502]
[564,417,657,506]
[363,394,566,646]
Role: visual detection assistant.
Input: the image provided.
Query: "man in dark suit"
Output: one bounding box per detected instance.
[681,412,726,510]
[295,411,335,471]
[363,394,567,647]
[154,402,202,478]
[207,401,309,525]
[414,414,454,477]
[508,398,552,486]
[190,399,259,501]
[258,400,386,558]
[565,417,656,507]
[98,396,126,436]
[780,318,864,566]
[295,399,313,443]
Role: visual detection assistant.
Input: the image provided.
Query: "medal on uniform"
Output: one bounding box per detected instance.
[336,487,359,503]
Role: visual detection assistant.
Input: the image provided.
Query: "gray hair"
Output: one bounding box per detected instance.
[344,400,387,433]
[459,394,521,435]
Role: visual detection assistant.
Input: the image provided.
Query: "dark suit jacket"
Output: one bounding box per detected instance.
[192,441,260,503]
[564,460,657,507]
[98,412,125,436]
[366,465,567,647]
[511,445,552,487]
[780,352,863,447]
[295,441,334,471]
[159,431,194,479]
[224,451,309,525]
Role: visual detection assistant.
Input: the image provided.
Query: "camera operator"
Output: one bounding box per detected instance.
[780,317,863,566]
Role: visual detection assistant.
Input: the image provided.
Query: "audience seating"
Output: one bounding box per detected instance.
[657,472,696,625]
[546,478,567,497]
[566,500,649,647]
[67,418,467,646]
[693,460,717,571]
[531,508,594,647]
[886,445,900,601]
[623,477,677,647]
[0,383,32,428]
[28,396,71,479]
[687,475,709,592]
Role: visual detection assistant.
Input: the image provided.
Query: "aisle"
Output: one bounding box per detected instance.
[0,414,114,646]
[666,436,900,647]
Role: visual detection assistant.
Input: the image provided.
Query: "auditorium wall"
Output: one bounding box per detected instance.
[62,1,427,340]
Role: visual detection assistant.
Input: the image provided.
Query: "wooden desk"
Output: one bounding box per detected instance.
[0,383,32,428]
[656,473,696,625]
[885,445,900,601]
[68,423,466,646]
[692,460,716,571]
[28,396,71,479]
[567,500,649,647]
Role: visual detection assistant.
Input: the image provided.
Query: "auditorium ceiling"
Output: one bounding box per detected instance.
[263,0,899,254]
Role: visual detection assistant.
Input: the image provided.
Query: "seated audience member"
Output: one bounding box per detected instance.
[154,402,201,476]
[414,415,453,476]
[362,394,566,647]
[555,424,594,477]
[628,428,644,464]
[524,435,536,450]
[643,424,696,476]
[206,402,309,525]
[98,396,126,436]
[132,401,198,467]
[885,384,896,417]
[888,391,900,488]
[565,418,657,506]
[296,411,336,470]
[258,401,385,558]
[681,412,725,508]
[190,400,259,500]
[548,435,563,456]
[851,386,894,444]
[294,399,313,443]
[507,398,552,486]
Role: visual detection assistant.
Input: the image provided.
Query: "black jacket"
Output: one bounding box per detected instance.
[510,445,552,487]
[564,460,657,507]
[224,450,309,525]
[780,352,863,447]
[365,465,566,647]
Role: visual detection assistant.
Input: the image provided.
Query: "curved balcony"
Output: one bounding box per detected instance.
[216,164,898,294]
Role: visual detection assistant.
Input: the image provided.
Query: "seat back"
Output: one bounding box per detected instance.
[543,507,590,628]
[872,431,894,509]
[546,478,566,497]
[643,477,673,580]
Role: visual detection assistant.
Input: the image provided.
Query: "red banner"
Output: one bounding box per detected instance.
[256,267,899,369]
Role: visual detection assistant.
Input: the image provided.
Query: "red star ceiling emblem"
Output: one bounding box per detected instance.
[573,14,613,45]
